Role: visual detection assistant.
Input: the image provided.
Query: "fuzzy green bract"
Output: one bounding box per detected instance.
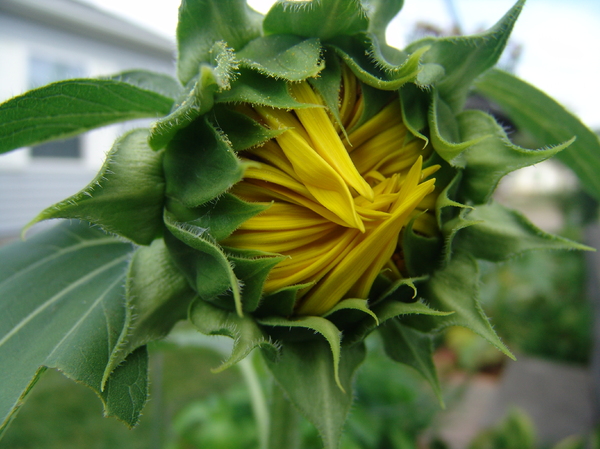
[0,1,598,448]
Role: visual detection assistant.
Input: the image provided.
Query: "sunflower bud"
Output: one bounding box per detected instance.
[224,67,439,316]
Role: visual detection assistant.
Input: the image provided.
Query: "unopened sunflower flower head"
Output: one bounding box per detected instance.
[3,0,593,446]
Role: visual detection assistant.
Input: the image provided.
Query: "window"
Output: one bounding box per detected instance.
[28,56,85,159]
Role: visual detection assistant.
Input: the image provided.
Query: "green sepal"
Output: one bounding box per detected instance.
[189,299,279,372]
[379,319,444,405]
[363,0,405,45]
[308,51,344,130]
[0,79,173,155]
[0,221,146,432]
[263,0,368,41]
[225,251,285,313]
[459,110,572,204]
[210,105,284,152]
[254,284,308,318]
[263,340,366,449]
[102,239,195,387]
[406,0,525,111]
[323,298,379,330]
[454,202,593,261]
[436,169,469,229]
[149,63,223,151]
[400,83,429,145]
[344,297,451,347]
[176,0,262,85]
[107,69,183,101]
[329,34,424,90]
[405,251,513,359]
[163,116,245,208]
[475,68,600,202]
[403,219,444,277]
[258,315,344,390]
[238,35,324,81]
[164,213,242,315]
[429,92,487,166]
[215,68,310,108]
[26,128,165,245]
[166,193,268,241]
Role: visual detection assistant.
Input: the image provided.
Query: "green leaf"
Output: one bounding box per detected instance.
[0,221,146,433]
[103,239,195,385]
[458,110,571,204]
[163,116,245,208]
[379,319,443,405]
[166,193,267,241]
[264,340,366,449]
[209,105,284,152]
[454,202,592,261]
[189,299,277,372]
[0,79,173,155]
[407,0,524,111]
[215,68,309,109]
[176,0,262,85]
[363,0,405,45]
[164,212,242,315]
[108,69,183,101]
[27,128,165,245]
[330,34,424,90]
[238,35,324,81]
[258,315,343,389]
[474,68,600,202]
[263,0,369,41]
[429,92,486,166]
[408,251,513,358]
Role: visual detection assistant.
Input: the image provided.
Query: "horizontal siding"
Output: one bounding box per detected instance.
[0,169,96,237]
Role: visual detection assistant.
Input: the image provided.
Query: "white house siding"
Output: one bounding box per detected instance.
[0,0,176,239]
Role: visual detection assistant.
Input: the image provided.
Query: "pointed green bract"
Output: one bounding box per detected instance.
[379,319,444,405]
[406,0,525,111]
[475,68,600,202]
[458,110,572,204]
[363,0,405,44]
[163,116,245,208]
[455,202,593,261]
[0,221,145,432]
[164,212,242,314]
[215,68,310,108]
[103,239,195,385]
[189,299,278,372]
[264,340,366,449]
[0,79,174,155]
[167,193,267,241]
[263,0,369,41]
[27,129,165,246]
[238,35,324,81]
[177,0,262,85]
[408,251,513,359]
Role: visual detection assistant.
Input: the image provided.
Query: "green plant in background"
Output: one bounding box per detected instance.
[1,1,599,448]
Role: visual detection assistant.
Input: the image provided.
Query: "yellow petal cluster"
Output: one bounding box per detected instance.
[222,67,439,316]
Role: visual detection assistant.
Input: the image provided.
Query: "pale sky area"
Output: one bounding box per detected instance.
[80,0,600,130]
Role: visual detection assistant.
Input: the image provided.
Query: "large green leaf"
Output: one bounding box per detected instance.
[474,68,600,202]
[264,340,366,449]
[0,221,146,435]
[263,0,369,41]
[177,0,262,85]
[27,129,166,246]
[0,79,174,155]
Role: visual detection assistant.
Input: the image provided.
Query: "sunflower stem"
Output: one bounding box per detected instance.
[238,354,270,449]
[268,381,303,449]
